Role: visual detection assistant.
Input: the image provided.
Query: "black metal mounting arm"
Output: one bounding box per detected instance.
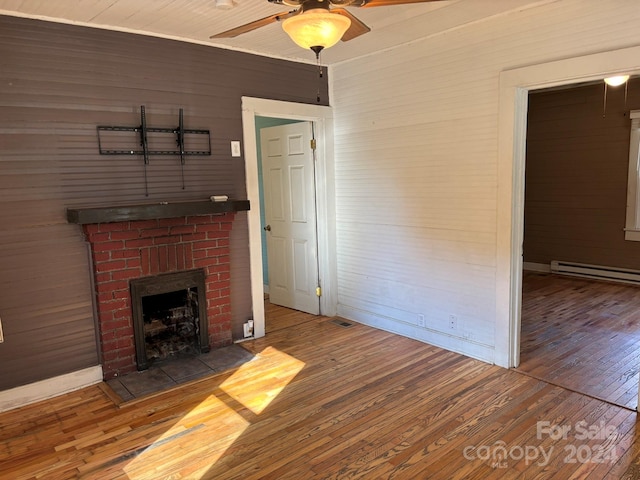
[140,106,149,195]
[96,105,212,196]
[176,108,186,190]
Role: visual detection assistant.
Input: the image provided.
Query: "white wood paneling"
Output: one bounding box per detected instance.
[331,0,640,365]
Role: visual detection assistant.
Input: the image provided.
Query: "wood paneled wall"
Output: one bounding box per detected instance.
[330,0,640,364]
[0,15,328,390]
[525,82,640,270]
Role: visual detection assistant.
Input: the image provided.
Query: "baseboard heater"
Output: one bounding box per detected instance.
[550,260,640,285]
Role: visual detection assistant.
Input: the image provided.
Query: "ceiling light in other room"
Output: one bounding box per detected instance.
[602,75,631,117]
[282,8,351,57]
[604,75,630,87]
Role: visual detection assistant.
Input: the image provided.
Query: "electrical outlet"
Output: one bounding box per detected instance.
[417,314,425,328]
[448,314,458,330]
[242,319,255,338]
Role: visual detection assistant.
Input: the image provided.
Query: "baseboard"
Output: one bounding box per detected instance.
[263,284,270,295]
[0,365,103,413]
[337,305,496,366]
[523,262,551,273]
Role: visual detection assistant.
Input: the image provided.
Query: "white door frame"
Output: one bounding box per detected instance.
[496,45,640,368]
[241,97,338,339]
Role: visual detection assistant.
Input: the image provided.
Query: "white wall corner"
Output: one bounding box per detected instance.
[0,365,103,413]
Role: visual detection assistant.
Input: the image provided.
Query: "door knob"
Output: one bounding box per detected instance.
[263,225,271,231]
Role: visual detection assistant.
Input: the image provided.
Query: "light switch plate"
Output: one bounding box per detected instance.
[231,140,241,157]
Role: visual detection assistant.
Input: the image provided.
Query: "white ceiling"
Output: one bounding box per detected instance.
[0,0,547,65]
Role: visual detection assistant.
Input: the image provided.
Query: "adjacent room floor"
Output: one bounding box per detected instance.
[264,296,318,334]
[517,271,640,410]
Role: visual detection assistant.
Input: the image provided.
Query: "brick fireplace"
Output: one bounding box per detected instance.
[68,200,249,379]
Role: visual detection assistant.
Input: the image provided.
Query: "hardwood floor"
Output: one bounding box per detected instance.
[518,272,640,410]
[265,299,317,334]
[2,306,640,479]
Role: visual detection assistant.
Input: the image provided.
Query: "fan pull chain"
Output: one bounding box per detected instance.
[317,61,323,103]
[311,46,324,103]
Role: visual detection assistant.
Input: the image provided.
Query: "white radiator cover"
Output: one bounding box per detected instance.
[550,261,640,285]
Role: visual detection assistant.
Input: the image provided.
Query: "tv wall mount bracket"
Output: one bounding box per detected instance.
[97,106,211,196]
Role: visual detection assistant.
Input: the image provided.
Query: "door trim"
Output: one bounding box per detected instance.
[241,97,337,339]
[497,45,640,368]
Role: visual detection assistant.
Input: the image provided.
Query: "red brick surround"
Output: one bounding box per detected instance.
[82,213,235,379]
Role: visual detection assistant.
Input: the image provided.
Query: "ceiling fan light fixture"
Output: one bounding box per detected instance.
[282,9,351,51]
[604,75,630,87]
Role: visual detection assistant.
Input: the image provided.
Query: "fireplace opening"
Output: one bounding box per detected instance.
[131,269,209,371]
[142,288,200,363]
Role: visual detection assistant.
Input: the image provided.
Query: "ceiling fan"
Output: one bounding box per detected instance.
[210,0,442,58]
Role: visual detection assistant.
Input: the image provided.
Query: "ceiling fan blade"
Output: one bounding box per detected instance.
[358,0,443,7]
[332,8,371,42]
[210,10,297,38]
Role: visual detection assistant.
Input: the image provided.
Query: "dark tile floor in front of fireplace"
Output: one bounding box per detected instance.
[105,344,255,402]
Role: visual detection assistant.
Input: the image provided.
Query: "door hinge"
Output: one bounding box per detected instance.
[310,138,317,151]
[316,286,322,297]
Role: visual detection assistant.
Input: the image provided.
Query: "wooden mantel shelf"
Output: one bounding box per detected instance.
[66,199,250,225]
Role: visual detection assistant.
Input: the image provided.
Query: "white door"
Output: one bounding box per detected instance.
[260,122,320,315]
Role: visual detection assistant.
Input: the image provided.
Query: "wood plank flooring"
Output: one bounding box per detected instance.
[517,272,640,410]
[1,306,640,479]
[265,298,317,334]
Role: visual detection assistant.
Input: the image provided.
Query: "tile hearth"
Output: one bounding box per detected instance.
[105,344,255,402]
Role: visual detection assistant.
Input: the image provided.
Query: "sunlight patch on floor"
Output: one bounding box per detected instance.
[122,346,305,479]
[220,346,306,415]
[123,394,248,479]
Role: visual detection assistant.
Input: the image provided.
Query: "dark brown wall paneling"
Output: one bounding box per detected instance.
[524,82,640,269]
[0,15,329,390]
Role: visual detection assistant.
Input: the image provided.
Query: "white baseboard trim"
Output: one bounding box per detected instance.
[263,284,270,295]
[0,365,103,413]
[337,305,496,366]
[523,262,551,273]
